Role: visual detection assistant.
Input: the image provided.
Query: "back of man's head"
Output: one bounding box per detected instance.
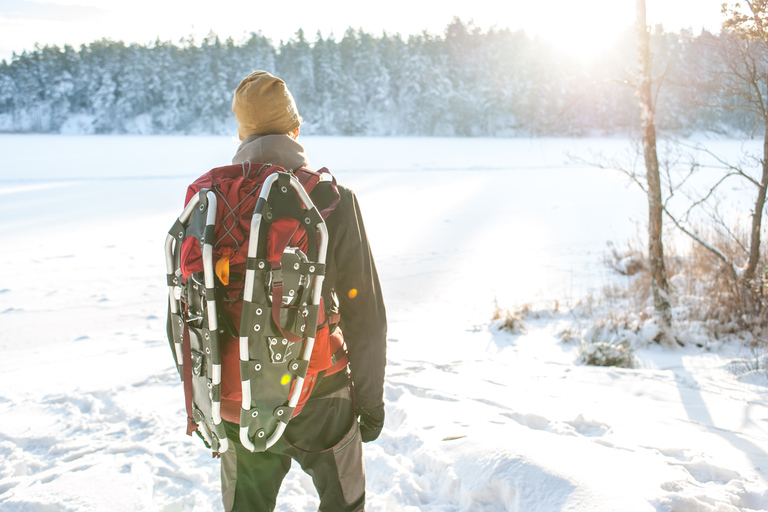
[232,71,302,141]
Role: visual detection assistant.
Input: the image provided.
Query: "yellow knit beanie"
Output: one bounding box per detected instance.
[232,71,302,140]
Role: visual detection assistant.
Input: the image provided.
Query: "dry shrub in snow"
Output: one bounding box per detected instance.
[604,240,646,277]
[674,226,768,339]
[557,325,581,344]
[492,300,527,334]
[602,240,654,316]
[728,348,768,377]
[604,226,768,343]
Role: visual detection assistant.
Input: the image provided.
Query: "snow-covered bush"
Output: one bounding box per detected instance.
[575,317,639,368]
[578,340,635,368]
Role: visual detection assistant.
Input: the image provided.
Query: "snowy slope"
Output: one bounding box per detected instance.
[0,135,766,511]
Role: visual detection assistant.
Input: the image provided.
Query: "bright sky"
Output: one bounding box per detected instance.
[0,0,726,63]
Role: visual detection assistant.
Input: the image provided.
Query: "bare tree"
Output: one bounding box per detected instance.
[719,2,768,316]
[654,2,768,321]
[635,0,675,346]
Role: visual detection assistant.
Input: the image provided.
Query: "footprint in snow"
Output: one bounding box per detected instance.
[656,448,743,485]
[502,412,552,431]
[566,414,611,437]
[502,412,612,439]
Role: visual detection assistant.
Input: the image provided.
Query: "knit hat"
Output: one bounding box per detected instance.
[232,71,302,140]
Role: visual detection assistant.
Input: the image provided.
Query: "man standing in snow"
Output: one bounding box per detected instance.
[219,71,387,512]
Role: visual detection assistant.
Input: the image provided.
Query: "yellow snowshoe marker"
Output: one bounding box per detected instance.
[215,254,231,286]
[281,374,290,385]
[348,288,358,299]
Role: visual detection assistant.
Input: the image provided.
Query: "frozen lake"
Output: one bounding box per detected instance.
[0,134,654,312]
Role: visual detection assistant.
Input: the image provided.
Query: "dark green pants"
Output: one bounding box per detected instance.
[220,386,365,512]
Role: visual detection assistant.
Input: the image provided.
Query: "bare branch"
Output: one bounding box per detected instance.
[675,140,763,188]
[675,159,700,193]
[569,153,649,194]
[652,62,670,112]
[686,170,743,213]
[712,207,751,254]
[662,204,740,279]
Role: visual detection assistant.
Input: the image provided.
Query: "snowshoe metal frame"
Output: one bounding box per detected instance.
[239,171,329,452]
[165,190,229,453]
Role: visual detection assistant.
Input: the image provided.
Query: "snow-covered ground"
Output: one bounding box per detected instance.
[0,135,766,511]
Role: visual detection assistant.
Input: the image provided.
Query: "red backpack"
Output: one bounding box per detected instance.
[165,162,346,454]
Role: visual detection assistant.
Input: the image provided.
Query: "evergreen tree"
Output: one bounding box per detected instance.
[312,31,345,134]
[277,29,317,129]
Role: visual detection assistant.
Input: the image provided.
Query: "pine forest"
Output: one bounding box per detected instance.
[0,19,763,137]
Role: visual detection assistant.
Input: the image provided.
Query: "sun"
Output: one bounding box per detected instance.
[498,1,635,61]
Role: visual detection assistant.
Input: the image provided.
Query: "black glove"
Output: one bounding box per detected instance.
[356,403,385,442]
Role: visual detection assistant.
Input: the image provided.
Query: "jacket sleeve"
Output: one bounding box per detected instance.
[329,187,387,409]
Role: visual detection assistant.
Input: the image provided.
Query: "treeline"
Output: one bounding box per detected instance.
[0,19,759,136]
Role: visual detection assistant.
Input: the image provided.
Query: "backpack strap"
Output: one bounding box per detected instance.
[316,168,340,219]
[294,167,340,220]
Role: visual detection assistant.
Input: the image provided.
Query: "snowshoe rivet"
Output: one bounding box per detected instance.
[256,308,262,315]
[270,339,277,345]
[277,409,284,416]
[204,332,210,340]
[300,325,305,332]
[258,431,265,438]
[275,354,282,361]
[288,290,295,297]
[266,212,273,220]
[178,231,183,239]
[258,262,265,269]
[282,339,288,345]
[254,325,261,332]
[255,364,261,371]
[281,186,288,193]
[309,266,315,273]
[205,347,211,354]
[304,217,311,225]
[291,363,299,371]
[252,411,259,418]
[199,204,205,212]
[293,263,300,270]
[207,382,213,389]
